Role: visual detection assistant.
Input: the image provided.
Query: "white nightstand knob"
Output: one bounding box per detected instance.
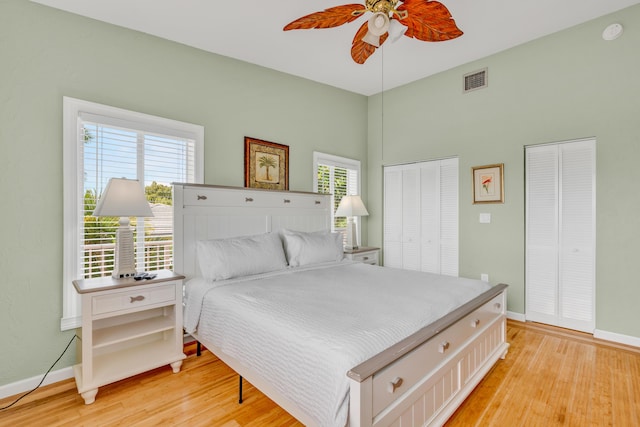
[471,319,480,328]
[130,295,145,303]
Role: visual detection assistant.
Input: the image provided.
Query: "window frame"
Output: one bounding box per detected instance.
[312,151,362,237]
[61,97,204,330]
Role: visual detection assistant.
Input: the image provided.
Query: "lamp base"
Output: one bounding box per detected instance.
[112,217,137,278]
[344,217,359,251]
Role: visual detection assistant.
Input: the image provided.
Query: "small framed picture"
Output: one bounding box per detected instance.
[472,163,504,204]
[244,137,289,190]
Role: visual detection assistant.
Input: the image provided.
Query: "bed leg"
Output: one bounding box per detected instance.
[196,341,201,357]
[239,375,243,404]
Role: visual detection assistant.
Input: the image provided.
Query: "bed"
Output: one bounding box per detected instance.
[173,183,509,427]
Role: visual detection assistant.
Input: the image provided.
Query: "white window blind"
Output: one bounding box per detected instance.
[313,152,361,235]
[62,97,203,330]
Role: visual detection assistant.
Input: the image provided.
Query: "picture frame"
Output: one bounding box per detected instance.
[244,136,289,190]
[472,163,504,204]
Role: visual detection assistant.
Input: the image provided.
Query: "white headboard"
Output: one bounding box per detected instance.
[173,183,332,279]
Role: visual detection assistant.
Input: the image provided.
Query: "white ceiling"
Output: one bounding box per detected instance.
[33,0,639,95]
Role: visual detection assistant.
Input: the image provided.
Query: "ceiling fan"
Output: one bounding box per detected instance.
[283,0,463,64]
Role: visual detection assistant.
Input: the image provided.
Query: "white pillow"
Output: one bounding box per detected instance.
[197,232,288,281]
[281,229,344,267]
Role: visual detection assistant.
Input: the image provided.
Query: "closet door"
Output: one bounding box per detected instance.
[420,161,439,273]
[383,167,403,268]
[558,141,596,331]
[438,158,459,276]
[402,165,421,270]
[383,159,458,275]
[525,139,595,333]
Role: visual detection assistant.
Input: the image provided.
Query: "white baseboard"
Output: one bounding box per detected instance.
[0,366,74,400]
[594,329,640,348]
[507,311,639,349]
[507,311,526,322]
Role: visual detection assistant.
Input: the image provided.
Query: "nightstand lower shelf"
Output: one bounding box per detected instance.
[74,338,185,404]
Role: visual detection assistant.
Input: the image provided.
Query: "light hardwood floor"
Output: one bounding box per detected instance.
[1,320,638,426]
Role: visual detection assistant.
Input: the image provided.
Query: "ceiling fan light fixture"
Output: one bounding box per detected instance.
[362,30,381,47]
[368,12,390,37]
[388,19,407,42]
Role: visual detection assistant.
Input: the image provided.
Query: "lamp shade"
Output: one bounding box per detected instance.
[368,12,390,37]
[362,31,380,47]
[388,19,407,42]
[335,195,369,217]
[93,178,153,218]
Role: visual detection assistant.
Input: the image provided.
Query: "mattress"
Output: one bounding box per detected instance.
[184,261,491,427]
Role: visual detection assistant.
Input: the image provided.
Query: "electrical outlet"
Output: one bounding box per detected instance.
[481,273,489,282]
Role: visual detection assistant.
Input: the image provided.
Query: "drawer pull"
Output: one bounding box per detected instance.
[388,377,403,393]
[315,200,321,205]
[245,197,254,202]
[471,319,480,328]
[284,199,291,204]
[494,302,502,310]
[363,257,369,260]
[438,341,450,353]
[197,195,207,200]
[130,295,145,303]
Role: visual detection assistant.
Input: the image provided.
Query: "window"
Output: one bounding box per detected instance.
[62,97,203,330]
[313,152,361,237]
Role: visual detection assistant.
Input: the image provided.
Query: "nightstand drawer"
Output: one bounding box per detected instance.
[351,251,378,264]
[344,247,380,265]
[92,284,176,316]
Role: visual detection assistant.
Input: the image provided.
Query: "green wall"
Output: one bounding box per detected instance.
[0,0,367,386]
[368,5,640,337]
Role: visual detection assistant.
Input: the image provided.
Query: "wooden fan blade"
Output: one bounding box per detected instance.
[351,22,388,64]
[397,0,463,42]
[284,4,366,30]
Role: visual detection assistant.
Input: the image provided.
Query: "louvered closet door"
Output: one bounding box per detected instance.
[558,142,596,331]
[439,158,459,276]
[526,139,595,333]
[420,162,439,273]
[383,159,459,275]
[402,165,421,270]
[383,167,403,268]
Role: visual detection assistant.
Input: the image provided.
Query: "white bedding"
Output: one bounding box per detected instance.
[184,261,491,427]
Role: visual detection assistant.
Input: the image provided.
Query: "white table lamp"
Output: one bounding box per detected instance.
[335,195,369,250]
[93,178,153,278]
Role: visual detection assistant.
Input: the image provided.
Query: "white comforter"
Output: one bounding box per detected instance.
[184,261,491,427]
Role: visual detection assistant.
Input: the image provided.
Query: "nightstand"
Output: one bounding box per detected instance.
[72,270,186,404]
[343,246,380,265]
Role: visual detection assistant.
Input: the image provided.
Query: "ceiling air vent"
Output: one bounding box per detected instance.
[463,68,488,93]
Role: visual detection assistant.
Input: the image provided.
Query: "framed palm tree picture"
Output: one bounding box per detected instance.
[244,136,289,190]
